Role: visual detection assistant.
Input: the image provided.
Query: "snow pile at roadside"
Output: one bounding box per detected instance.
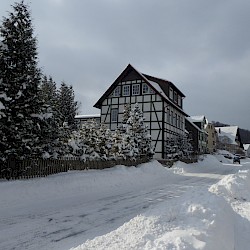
[171,154,236,175]
[209,170,250,201]
[71,156,250,250]
[71,186,234,250]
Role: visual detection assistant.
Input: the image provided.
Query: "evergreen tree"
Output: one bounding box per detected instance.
[118,103,131,133]
[39,75,58,110]
[126,103,153,158]
[165,134,193,159]
[0,1,42,162]
[57,81,78,130]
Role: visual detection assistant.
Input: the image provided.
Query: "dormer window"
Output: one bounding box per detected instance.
[174,91,177,103]
[132,84,140,95]
[178,95,182,106]
[169,87,173,100]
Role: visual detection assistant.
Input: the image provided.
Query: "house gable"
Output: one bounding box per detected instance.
[94,64,187,116]
[94,64,187,159]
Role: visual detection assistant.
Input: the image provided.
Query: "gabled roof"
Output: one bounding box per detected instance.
[189,115,206,123]
[186,117,208,134]
[94,64,187,115]
[215,126,239,145]
[75,114,100,119]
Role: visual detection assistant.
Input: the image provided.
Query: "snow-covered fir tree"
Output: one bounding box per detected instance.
[0,1,43,162]
[57,81,78,130]
[39,75,58,113]
[110,129,126,160]
[126,103,154,158]
[37,75,65,158]
[67,120,104,161]
[165,134,193,159]
[94,123,113,160]
[118,103,131,133]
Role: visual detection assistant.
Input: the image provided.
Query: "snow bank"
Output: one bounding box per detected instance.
[172,154,237,176]
[209,170,250,201]
[71,156,250,250]
[71,186,234,250]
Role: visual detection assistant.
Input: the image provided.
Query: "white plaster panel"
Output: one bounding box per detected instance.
[112,98,118,104]
[143,102,151,112]
[143,112,150,122]
[104,114,110,123]
[154,141,162,152]
[136,96,143,103]
[119,104,125,113]
[154,102,162,111]
[144,95,151,102]
[156,112,162,120]
[102,105,109,115]
[119,97,125,105]
[150,130,159,141]
[153,152,162,159]
[151,122,160,130]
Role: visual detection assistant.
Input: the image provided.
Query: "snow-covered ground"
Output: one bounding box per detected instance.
[0,153,250,250]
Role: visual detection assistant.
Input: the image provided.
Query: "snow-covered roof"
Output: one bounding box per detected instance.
[243,144,250,151]
[189,115,206,123]
[215,126,238,145]
[143,79,186,115]
[94,64,187,116]
[75,114,100,119]
[186,117,203,132]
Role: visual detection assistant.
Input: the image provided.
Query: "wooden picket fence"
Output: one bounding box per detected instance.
[0,157,150,180]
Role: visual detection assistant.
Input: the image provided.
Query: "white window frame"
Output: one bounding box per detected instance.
[142,83,149,94]
[122,85,130,96]
[132,84,140,95]
[113,86,120,97]
[111,108,118,122]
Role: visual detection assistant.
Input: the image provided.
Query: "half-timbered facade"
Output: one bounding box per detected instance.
[94,64,188,159]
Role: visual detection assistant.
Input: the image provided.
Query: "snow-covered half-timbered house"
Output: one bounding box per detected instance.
[94,64,188,159]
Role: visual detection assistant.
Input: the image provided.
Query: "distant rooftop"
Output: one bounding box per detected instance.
[215,126,238,145]
[75,114,100,119]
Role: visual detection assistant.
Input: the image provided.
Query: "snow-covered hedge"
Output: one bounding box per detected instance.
[66,103,154,161]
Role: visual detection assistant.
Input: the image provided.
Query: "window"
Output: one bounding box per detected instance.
[122,85,130,96]
[171,111,173,125]
[169,87,173,100]
[173,113,176,127]
[132,84,140,95]
[174,92,177,103]
[113,86,120,97]
[111,109,118,122]
[142,83,149,94]
[167,108,170,123]
[177,115,180,128]
[178,95,181,106]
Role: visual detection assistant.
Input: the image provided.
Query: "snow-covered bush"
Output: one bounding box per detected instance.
[66,103,154,162]
[165,134,193,159]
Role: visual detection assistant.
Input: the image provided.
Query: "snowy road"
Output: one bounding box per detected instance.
[0,158,246,250]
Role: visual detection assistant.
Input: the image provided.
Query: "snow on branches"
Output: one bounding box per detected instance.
[67,103,154,161]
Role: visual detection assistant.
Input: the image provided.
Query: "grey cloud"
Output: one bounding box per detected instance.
[1,0,250,129]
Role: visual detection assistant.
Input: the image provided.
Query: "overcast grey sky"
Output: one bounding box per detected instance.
[1,0,250,129]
